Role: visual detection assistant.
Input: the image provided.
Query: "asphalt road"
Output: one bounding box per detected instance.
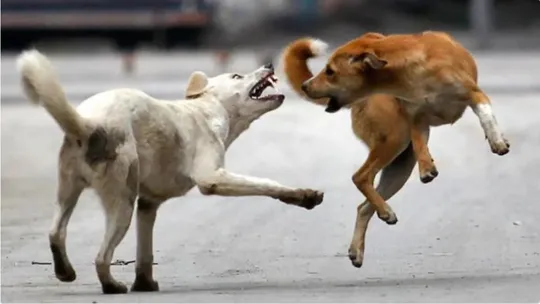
[2,51,540,303]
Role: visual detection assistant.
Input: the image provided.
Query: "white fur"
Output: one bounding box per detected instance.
[17,49,323,294]
[308,38,329,57]
[17,49,49,104]
[472,103,503,143]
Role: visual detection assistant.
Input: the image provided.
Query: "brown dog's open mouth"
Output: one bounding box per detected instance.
[250,72,285,102]
[325,97,342,113]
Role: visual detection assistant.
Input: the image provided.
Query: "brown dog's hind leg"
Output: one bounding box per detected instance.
[348,141,418,268]
[469,88,510,155]
[131,198,161,292]
[49,164,85,283]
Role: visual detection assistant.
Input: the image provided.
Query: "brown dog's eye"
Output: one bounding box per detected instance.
[325,66,335,76]
[231,74,243,79]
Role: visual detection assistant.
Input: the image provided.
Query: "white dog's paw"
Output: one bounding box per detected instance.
[277,189,324,210]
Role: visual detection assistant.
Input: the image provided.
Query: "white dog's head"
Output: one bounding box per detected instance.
[185,63,285,120]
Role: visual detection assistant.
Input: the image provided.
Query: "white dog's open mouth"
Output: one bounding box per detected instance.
[249,72,285,102]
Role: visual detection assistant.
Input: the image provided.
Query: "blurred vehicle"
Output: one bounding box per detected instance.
[1,0,213,51]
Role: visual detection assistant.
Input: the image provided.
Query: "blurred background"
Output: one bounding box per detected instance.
[2,0,539,75]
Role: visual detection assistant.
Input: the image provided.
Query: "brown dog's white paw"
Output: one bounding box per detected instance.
[489,139,510,156]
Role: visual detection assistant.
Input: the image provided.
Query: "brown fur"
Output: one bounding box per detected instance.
[282,33,510,268]
[301,32,509,160]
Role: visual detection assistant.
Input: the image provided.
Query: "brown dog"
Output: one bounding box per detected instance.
[282,32,510,267]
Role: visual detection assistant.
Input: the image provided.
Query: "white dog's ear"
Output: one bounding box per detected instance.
[185,71,209,98]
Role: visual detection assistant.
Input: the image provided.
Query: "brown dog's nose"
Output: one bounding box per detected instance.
[301,82,308,93]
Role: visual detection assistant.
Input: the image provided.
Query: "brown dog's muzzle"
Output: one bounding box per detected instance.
[302,80,343,113]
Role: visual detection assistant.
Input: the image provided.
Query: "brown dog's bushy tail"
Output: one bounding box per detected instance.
[17,49,89,139]
[282,38,330,107]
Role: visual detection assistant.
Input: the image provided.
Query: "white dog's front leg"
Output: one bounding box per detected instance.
[194,168,323,210]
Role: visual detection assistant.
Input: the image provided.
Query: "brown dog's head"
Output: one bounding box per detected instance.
[301,33,388,113]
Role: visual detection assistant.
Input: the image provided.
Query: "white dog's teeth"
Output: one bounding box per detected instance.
[268,78,280,93]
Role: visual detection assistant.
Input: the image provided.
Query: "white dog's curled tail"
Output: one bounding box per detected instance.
[17,49,89,138]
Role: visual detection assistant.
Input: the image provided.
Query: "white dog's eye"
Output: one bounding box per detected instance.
[231,74,243,79]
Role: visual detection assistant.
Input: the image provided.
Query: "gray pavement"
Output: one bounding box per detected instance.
[2,52,540,302]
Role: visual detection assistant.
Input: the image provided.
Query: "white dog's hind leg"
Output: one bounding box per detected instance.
[130,198,161,292]
[195,168,323,210]
[94,194,135,294]
[49,159,85,283]
[93,158,139,294]
[94,194,136,294]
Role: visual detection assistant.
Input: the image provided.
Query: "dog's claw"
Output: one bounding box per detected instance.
[486,134,510,155]
[377,209,398,225]
[300,189,324,209]
[348,247,364,268]
[420,165,439,183]
[489,139,510,155]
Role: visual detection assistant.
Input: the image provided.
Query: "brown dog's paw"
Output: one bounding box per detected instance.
[348,246,364,268]
[377,208,398,225]
[486,134,510,155]
[420,165,439,184]
[503,136,510,148]
[278,189,324,210]
[489,139,510,156]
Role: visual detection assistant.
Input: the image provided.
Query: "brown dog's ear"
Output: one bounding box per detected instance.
[185,71,209,98]
[349,52,387,70]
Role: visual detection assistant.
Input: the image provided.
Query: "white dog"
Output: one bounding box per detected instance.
[17,50,324,294]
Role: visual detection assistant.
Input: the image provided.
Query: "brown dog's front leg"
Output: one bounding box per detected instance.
[351,150,398,225]
[410,123,438,183]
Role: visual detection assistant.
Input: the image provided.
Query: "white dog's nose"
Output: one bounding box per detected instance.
[263,63,274,71]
